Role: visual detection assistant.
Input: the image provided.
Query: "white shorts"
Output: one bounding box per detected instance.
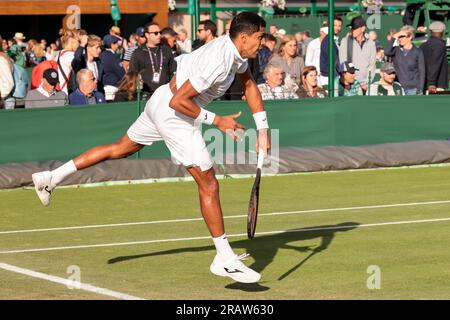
[127,84,213,171]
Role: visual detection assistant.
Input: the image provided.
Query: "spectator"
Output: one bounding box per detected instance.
[128,33,138,47]
[45,43,58,61]
[0,48,14,108]
[114,71,142,102]
[109,26,128,58]
[100,35,126,101]
[372,46,386,82]
[69,69,106,105]
[161,27,180,56]
[72,34,104,93]
[123,27,147,71]
[257,63,298,100]
[2,38,9,52]
[8,32,27,67]
[295,32,305,58]
[40,39,47,51]
[384,25,425,95]
[193,20,217,51]
[129,22,176,96]
[25,68,68,108]
[320,16,343,86]
[339,16,376,92]
[269,34,305,90]
[369,62,404,96]
[420,21,449,93]
[302,30,313,48]
[257,33,277,84]
[334,61,364,97]
[297,66,327,98]
[27,39,46,66]
[269,24,278,36]
[305,22,328,77]
[177,28,192,54]
[55,30,79,95]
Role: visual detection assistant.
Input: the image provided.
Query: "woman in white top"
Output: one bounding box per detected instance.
[54,30,79,95]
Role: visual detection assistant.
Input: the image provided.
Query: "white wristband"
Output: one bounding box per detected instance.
[196,108,216,125]
[253,111,269,130]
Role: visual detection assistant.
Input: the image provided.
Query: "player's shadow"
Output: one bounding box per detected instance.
[107,222,359,290]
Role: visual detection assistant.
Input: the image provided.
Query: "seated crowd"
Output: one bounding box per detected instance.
[0,15,448,109]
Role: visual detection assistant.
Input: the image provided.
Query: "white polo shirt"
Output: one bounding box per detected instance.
[175,35,248,108]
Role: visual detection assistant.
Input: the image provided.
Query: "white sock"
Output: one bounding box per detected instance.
[50,160,77,187]
[212,233,235,260]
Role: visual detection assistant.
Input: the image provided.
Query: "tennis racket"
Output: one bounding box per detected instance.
[247,148,264,239]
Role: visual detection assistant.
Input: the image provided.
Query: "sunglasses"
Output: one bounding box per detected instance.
[147,31,161,35]
[197,29,205,32]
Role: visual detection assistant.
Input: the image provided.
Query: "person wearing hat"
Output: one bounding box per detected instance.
[369,62,404,96]
[25,68,68,108]
[109,25,128,57]
[100,34,126,101]
[420,21,449,93]
[339,16,376,92]
[384,25,425,95]
[8,32,27,68]
[333,61,363,97]
[123,27,147,71]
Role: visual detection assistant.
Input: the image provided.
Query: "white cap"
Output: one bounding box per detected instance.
[277,29,286,36]
[429,21,446,33]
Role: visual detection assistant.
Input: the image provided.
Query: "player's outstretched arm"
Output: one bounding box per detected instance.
[238,69,271,154]
[169,79,245,140]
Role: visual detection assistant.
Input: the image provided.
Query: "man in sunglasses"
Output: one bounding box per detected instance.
[192,20,217,51]
[128,22,176,96]
[33,12,270,284]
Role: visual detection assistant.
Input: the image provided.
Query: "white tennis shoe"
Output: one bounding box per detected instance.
[32,171,54,206]
[210,253,261,283]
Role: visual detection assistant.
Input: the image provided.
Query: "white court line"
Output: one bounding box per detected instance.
[1,216,450,254]
[2,199,450,235]
[0,262,146,300]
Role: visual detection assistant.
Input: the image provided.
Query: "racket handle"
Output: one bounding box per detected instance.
[257,148,264,169]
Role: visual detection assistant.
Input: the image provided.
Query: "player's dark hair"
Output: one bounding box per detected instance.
[229,12,266,39]
[199,20,217,37]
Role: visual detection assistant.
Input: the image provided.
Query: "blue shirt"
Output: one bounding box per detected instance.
[69,88,106,106]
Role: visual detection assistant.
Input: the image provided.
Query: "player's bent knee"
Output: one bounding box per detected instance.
[200,173,219,195]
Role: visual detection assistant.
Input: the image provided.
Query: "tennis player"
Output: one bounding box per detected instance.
[32,12,270,283]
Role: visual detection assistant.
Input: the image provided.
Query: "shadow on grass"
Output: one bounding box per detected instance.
[108,222,360,289]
